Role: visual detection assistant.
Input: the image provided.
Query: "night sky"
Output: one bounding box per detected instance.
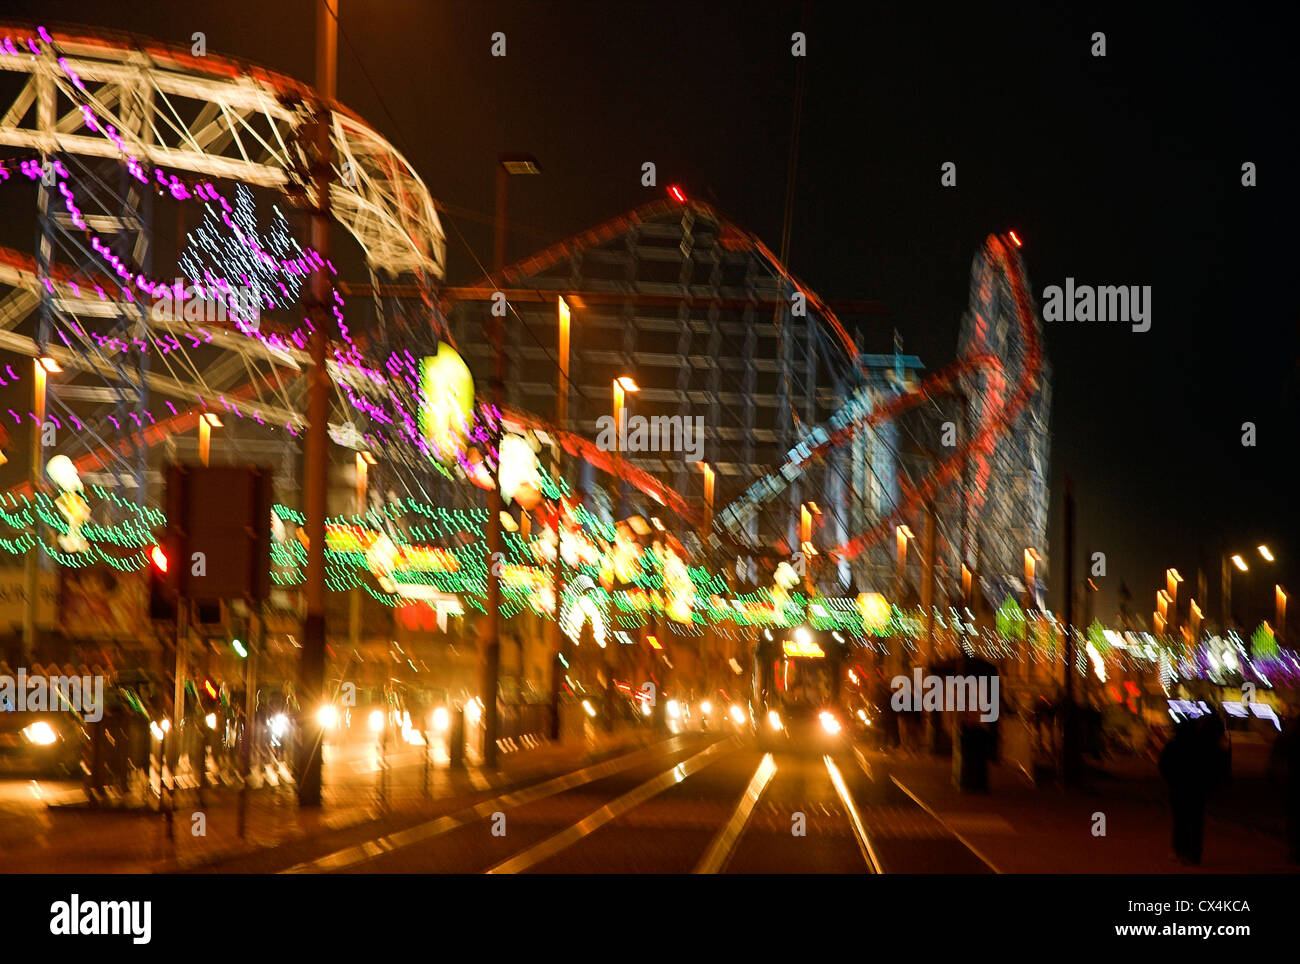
[1,0,1295,628]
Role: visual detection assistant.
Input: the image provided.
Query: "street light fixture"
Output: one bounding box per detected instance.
[1024,547,1040,609]
[1222,544,1276,635]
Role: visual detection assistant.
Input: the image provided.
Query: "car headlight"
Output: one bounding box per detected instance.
[432,707,449,732]
[819,711,842,735]
[667,700,680,720]
[317,705,338,729]
[729,705,745,725]
[767,710,783,731]
[270,714,289,739]
[22,721,58,745]
[700,701,712,715]
[368,709,384,732]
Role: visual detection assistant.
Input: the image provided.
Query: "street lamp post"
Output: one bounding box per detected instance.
[198,412,221,467]
[612,375,639,516]
[604,376,638,724]
[298,0,338,809]
[24,356,60,663]
[350,451,374,652]
[1166,568,1183,638]
[894,524,914,676]
[700,462,715,695]
[548,296,571,740]
[479,153,542,767]
[1221,544,1275,636]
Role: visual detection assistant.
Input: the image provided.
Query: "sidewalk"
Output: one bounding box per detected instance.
[876,746,1299,874]
[4,725,668,873]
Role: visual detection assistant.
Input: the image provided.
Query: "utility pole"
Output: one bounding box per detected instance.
[299,0,337,807]
[548,296,570,740]
[921,500,937,668]
[479,163,510,768]
[1061,476,1081,787]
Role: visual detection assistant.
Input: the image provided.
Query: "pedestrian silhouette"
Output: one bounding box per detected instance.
[1269,711,1300,864]
[1159,715,1229,865]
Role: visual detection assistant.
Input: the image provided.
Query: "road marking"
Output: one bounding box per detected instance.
[487,737,739,875]
[888,775,1003,874]
[693,752,776,874]
[852,744,873,781]
[824,754,884,874]
[280,735,695,873]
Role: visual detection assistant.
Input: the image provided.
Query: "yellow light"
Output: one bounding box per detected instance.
[615,376,640,393]
[202,412,223,427]
[1258,545,1274,562]
[22,721,57,745]
[1232,554,1248,572]
[857,592,891,631]
[700,701,712,715]
[667,700,680,719]
[582,700,597,718]
[819,711,841,734]
[420,343,475,461]
[368,710,384,732]
[205,713,218,730]
[37,356,61,373]
[783,638,825,659]
[729,705,745,724]
[318,705,338,729]
[767,710,782,731]
[433,707,449,732]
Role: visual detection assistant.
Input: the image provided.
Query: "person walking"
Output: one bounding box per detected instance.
[1159,715,1229,865]
[1269,708,1300,864]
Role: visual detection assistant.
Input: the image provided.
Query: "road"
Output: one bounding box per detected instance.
[190,733,998,874]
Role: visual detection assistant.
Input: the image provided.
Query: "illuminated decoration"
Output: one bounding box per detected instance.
[561,576,608,648]
[419,344,474,461]
[1084,640,1107,682]
[45,455,81,493]
[774,561,800,590]
[857,592,891,633]
[1252,622,1278,659]
[178,183,303,330]
[995,596,1026,640]
[603,525,641,588]
[498,432,542,509]
[662,545,695,623]
[783,637,825,658]
[53,491,91,553]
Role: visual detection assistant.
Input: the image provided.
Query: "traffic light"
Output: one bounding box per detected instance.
[148,545,177,622]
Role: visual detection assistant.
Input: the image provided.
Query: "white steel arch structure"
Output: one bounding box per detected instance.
[0,22,445,496]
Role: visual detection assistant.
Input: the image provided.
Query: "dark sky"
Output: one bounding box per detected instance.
[3,0,1297,629]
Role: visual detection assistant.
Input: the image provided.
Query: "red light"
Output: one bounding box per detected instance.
[1008,230,1022,247]
[668,185,686,203]
[149,545,169,573]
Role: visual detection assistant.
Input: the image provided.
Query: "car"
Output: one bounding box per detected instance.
[0,710,86,777]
